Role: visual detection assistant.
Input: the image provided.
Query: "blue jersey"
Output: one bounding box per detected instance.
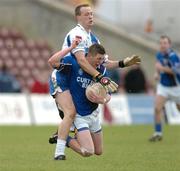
[59,56,106,116]
[156,49,180,86]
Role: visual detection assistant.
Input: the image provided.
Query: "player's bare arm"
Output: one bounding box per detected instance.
[48,38,81,69]
[74,51,118,93]
[74,51,100,76]
[155,62,174,75]
[104,55,141,69]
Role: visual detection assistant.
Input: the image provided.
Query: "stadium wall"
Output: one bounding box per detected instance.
[0,0,157,80]
[0,93,180,125]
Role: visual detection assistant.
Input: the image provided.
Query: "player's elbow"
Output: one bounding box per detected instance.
[48,59,59,69]
[48,58,54,67]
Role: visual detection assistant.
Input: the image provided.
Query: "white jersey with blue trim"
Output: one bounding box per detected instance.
[62,24,108,63]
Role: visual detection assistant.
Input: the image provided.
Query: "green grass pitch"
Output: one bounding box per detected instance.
[0,125,180,171]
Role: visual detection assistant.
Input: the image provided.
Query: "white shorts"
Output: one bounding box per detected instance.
[74,108,101,133]
[157,84,180,104]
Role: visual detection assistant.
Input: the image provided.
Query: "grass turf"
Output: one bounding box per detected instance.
[0,125,180,171]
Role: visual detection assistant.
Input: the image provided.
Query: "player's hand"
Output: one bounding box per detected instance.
[94,74,118,93]
[71,36,82,49]
[154,72,160,81]
[123,55,141,67]
[86,90,106,104]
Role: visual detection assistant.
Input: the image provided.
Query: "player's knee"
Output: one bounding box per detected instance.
[82,152,93,157]
[68,111,76,120]
[63,109,76,120]
[155,106,162,114]
[63,113,75,123]
[81,147,94,157]
[95,150,103,155]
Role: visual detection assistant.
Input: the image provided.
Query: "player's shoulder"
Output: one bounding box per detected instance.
[169,49,179,57]
[156,51,163,60]
[61,55,74,63]
[90,31,98,39]
[67,24,86,38]
[156,51,162,57]
[90,31,100,44]
[169,50,180,63]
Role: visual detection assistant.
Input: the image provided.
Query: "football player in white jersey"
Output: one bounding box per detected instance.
[48,4,141,160]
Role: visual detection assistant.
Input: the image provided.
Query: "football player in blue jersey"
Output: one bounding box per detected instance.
[149,35,180,141]
[50,43,111,159]
[48,4,141,159]
[48,39,140,160]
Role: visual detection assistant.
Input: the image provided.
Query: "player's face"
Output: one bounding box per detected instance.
[78,7,94,29]
[159,38,171,53]
[91,53,105,68]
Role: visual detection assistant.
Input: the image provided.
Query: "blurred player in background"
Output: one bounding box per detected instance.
[48,3,141,159]
[0,63,21,93]
[149,35,180,142]
[50,44,110,159]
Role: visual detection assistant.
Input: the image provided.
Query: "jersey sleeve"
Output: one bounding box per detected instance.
[66,29,86,55]
[97,64,107,76]
[156,52,161,62]
[57,56,73,73]
[169,53,180,74]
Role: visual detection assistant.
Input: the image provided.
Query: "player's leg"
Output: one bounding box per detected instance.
[66,129,95,157]
[56,102,65,119]
[49,102,64,144]
[54,90,76,160]
[91,130,103,155]
[149,94,167,141]
[76,129,95,155]
[171,86,180,112]
[67,114,95,157]
[49,71,76,160]
[90,109,103,155]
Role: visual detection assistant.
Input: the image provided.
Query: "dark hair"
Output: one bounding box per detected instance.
[160,35,171,44]
[88,44,106,57]
[75,4,90,16]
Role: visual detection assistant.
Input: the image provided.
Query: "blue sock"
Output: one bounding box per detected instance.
[66,135,73,148]
[155,123,162,133]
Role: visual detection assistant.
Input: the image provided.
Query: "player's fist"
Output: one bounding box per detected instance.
[71,36,82,49]
[123,55,141,67]
[94,73,118,93]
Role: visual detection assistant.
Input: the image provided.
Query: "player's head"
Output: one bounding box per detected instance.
[159,35,171,53]
[87,44,106,68]
[75,4,94,30]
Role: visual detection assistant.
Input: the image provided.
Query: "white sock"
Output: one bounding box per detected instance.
[154,132,162,136]
[54,139,66,157]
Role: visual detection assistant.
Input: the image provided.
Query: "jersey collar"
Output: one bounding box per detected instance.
[77,24,91,34]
